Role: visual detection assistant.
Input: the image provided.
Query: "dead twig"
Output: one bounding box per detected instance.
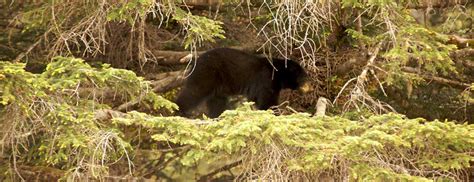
[115,92,147,112]
[334,42,394,113]
[13,37,43,63]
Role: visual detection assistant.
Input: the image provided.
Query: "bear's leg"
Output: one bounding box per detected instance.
[254,91,279,110]
[176,86,211,117]
[206,95,229,118]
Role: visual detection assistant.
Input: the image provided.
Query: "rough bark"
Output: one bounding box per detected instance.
[151,70,186,93]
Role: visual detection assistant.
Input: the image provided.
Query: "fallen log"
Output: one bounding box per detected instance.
[151,71,186,93]
[152,50,203,65]
[448,35,474,49]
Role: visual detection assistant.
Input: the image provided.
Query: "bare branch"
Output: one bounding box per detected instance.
[334,42,394,113]
[152,50,203,65]
[115,93,146,112]
[114,70,185,112]
[402,67,471,89]
[198,160,243,182]
[13,37,43,63]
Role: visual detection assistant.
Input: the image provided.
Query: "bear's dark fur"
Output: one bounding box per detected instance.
[176,48,308,118]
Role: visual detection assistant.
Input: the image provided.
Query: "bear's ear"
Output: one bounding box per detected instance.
[271,58,292,70]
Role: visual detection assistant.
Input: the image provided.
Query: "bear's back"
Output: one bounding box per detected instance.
[197,48,266,69]
[184,48,273,95]
[192,48,270,80]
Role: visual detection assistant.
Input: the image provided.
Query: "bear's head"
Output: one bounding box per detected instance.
[272,58,312,93]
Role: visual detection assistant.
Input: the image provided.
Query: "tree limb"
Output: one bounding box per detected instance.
[198,160,243,182]
[151,71,185,93]
[114,71,185,112]
[151,50,203,65]
[13,37,42,63]
[448,35,474,49]
[358,42,383,84]
[335,47,474,78]
[451,48,474,61]
[115,93,146,112]
[402,67,471,89]
[147,70,183,81]
[94,109,127,121]
[13,165,64,181]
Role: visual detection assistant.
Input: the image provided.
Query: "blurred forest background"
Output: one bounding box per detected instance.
[0,0,473,181]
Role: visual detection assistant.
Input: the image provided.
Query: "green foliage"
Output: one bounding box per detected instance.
[2,58,473,180]
[113,103,474,181]
[345,28,386,47]
[433,5,474,34]
[172,8,225,49]
[105,0,225,49]
[460,84,474,104]
[18,0,226,57]
[0,58,176,178]
[17,1,102,31]
[381,25,457,87]
[341,1,459,90]
[107,0,154,24]
[384,26,457,73]
[341,0,415,8]
[17,6,50,31]
[3,1,473,180]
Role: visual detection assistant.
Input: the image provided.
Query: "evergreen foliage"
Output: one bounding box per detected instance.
[1,59,473,180]
[1,0,473,181]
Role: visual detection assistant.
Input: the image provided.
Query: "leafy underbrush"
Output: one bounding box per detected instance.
[1,58,473,181]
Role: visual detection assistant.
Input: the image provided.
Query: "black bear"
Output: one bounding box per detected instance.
[176,48,310,118]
